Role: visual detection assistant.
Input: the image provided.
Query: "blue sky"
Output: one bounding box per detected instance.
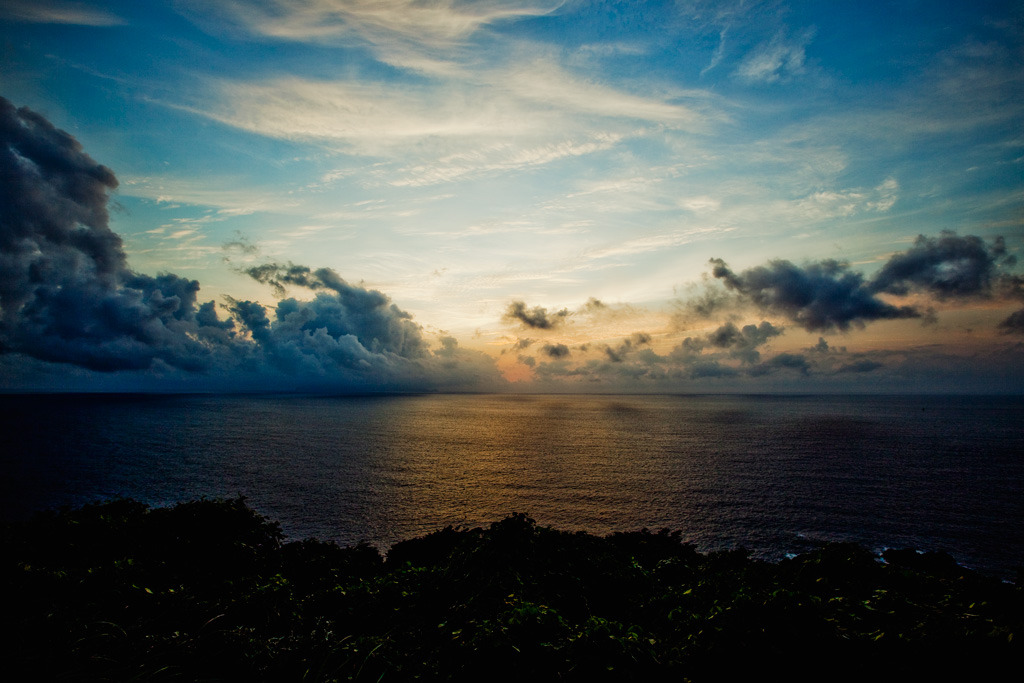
[1,1,1022,393]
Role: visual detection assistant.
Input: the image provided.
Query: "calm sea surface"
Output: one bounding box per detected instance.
[2,393,1022,576]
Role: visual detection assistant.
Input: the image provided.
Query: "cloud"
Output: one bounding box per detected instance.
[501,59,706,128]
[509,337,534,352]
[694,232,1022,335]
[868,232,1013,299]
[710,257,920,332]
[705,320,783,364]
[0,1,125,26]
[540,343,570,359]
[0,96,225,372]
[836,359,884,374]
[603,332,651,363]
[673,280,739,325]
[201,77,533,149]
[189,57,706,185]
[748,352,810,376]
[237,263,428,360]
[583,227,723,262]
[997,308,1024,335]
[735,28,814,83]
[503,300,569,330]
[190,0,558,49]
[0,97,501,391]
[187,72,686,188]
[706,320,776,347]
[669,320,781,368]
[785,177,900,220]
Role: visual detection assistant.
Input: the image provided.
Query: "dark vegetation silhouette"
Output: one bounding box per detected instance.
[5,498,1021,681]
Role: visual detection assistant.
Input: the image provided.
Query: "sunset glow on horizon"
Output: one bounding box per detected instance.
[1,1,1022,393]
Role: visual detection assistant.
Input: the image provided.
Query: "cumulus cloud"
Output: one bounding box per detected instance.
[705,320,783,364]
[694,232,1022,335]
[706,320,779,347]
[503,300,569,330]
[507,337,534,352]
[868,232,1012,299]
[0,96,232,372]
[0,97,501,391]
[710,257,919,332]
[240,262,426,358]
[540,343,570,359]
[603,332,651,363]
[669,320,781,368]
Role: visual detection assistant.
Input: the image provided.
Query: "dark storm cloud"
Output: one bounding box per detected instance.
[0,96,235,371]
[868,232,1013,299]
[710,257,919,332]
[0,97,122,300]
[541,343,571,358]
[0,98,502,391]
[503,300,570,329]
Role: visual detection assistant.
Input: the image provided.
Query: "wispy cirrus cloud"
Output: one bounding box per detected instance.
[0,0,125,26]
[177,57,713,186]
[118,175,300,214]
[172,0,715,187]
[500,59,711,128]
[188,0,559,47]
[387,134,624,187]
[198,77,531,147]
[195,55,708,143]
[582,228,726,262]
[735,28,814,82]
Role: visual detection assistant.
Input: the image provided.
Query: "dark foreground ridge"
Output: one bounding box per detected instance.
[5,498,1021,681]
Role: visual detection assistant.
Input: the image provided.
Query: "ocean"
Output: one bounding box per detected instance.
[2,393,1022,577]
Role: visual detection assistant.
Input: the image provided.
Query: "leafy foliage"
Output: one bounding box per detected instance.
[4,499,1021,681]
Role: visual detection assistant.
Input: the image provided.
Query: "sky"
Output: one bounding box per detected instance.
[1,0,1022,394]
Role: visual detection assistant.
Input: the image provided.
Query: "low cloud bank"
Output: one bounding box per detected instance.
[514,233,1023,391]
